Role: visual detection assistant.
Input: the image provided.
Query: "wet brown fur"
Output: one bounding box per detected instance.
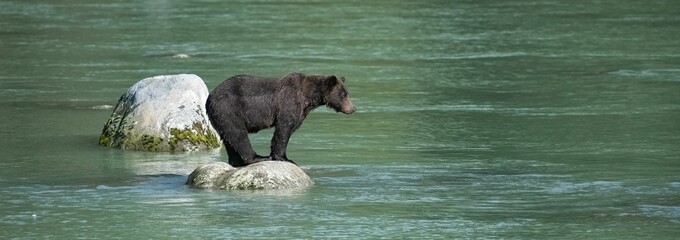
[206,72,356,167]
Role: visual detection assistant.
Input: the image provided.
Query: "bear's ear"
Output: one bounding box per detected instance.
[325,75,339,86]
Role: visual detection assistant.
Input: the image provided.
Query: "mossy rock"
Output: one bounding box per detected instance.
[98,74,220,152]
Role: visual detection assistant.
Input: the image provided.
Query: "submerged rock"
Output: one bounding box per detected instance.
[186,161,314,190]
[98,74,220,152]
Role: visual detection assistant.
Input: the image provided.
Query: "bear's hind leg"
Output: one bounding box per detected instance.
[222,126,264,167]
[224,143,246,167]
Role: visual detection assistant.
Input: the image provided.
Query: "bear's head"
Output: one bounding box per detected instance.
[323,75,356,114]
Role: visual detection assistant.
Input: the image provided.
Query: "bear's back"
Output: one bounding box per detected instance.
[213,75,278,98]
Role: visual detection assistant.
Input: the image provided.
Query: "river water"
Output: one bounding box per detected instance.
[1,0,679,239]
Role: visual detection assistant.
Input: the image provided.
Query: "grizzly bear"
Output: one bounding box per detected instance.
[206,72,356,167]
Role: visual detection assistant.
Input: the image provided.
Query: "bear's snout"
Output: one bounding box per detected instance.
[343,101,356,114]
[343,106,356,114]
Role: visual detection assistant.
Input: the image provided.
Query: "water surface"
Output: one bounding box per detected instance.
[1,0,679,238]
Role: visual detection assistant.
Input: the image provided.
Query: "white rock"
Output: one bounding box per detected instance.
[186,161,314,190]
[99,74,220,151]
[186,162,235,189]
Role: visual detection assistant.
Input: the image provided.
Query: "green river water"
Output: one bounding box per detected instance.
[1,0,679,239]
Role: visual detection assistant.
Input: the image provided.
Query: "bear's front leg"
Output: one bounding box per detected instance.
[270,123,298,165]
[276,154,297,165]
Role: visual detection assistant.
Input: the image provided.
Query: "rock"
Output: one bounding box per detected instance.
[186,162,236,189]
[186,161,314,190]
[98,74,220,152]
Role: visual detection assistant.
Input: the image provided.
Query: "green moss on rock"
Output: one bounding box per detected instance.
[99,119,219,152]
[169,122,220,151]
[138,134,164,151]
[98,135,111,146]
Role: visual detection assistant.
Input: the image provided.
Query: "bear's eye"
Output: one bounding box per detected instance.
[340,92,347,98]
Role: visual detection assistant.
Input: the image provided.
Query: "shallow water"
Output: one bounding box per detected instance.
[1,0,679,238]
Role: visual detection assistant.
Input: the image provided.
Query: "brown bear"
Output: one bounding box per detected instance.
[205,72,356,167]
